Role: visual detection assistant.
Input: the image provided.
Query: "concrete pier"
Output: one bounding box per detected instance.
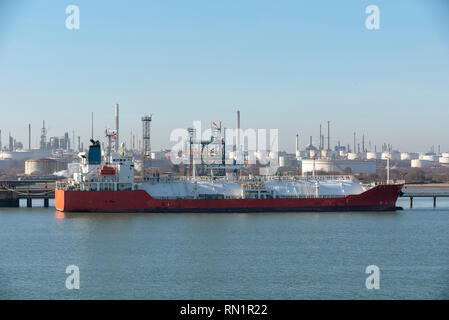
[0,191,20,207]
[0,181,55,208]
[401,192,449,209]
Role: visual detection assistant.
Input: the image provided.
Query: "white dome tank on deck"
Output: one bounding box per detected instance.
[264,179,365,197]
[140,180,243,199]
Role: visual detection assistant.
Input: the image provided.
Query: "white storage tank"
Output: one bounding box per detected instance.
[439,157,449,164]
[279,156,285,167]
[279,155,297,167]
[366,152,377,160]
[382,151,401,160]
[441,153,449,158]
[401,153,411,160]
[411,159,431,168]
[25,158,58,175]
[422,155,437,162]
[347,153,358,160]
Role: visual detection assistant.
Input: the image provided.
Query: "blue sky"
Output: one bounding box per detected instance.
[0,0,448,153]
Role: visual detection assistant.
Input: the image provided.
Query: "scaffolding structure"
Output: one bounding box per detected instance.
[40,120,47,150]
[186,123,226,176]
[141,115,152,180]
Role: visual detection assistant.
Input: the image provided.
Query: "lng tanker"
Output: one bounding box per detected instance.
[55,140,403,212]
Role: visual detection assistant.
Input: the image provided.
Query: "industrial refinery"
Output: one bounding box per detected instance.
[1,105,449,182]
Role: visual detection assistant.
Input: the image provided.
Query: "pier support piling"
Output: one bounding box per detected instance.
[27,198,32,208]
[410,197,413,209]
[44,198,49,208]
[433,196,436,209]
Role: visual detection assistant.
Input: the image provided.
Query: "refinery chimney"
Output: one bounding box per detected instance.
[296,134,299,157]
[236,110,240,155]
[28,124,31,150]
[319,124,322,150]
[40,120,47,150]
[115,103,119,151]
[362,134,365,153]
[326,121,330,150]
[353,132,356,154]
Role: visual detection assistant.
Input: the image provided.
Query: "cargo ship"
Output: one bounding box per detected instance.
[55,140,403,212]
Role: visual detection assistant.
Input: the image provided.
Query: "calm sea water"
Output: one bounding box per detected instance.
[1,190,448,300]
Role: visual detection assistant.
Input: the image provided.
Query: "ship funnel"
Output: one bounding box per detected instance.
[88,140,101,164]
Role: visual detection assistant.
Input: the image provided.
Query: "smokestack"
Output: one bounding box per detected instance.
[309,136,312,146]
[326,121,330,151]
[115,103,119,151]
[40,120,47,151]
[362,134,365,153]
[236,110,240,153]
[28,124,31,150]
[353,132,356,153]
[0,129,2,151]
[91,112,94,140]
[295,134,299,156]
[319,124,322,150]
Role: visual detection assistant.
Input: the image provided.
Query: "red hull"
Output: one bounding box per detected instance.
[55,184,403,213]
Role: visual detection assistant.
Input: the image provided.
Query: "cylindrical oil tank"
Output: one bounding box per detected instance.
[381,152,390,160]
[439,157,449,164]
[441,152,449,158]
[25,158,58,175]
[401,153,411,160]
[279,155,297,167]
[347,153,358,160]
[279,156,287,167]
[422,155,437,162]
[411,159,431,168]
[382,152,401,160]
[366,152,377,160]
